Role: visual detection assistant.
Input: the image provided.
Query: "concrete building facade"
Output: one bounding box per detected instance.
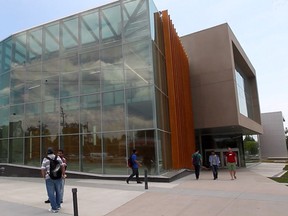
[259,112,287,159]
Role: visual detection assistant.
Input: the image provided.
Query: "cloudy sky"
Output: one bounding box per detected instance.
[1,0,287,128]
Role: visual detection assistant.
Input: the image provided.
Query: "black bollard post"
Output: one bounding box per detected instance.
[144,169,148,190]
[72,188,79,216]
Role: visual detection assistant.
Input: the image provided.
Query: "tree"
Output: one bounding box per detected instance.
[244,135,259,155]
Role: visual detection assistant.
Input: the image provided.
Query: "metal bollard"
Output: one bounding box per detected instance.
[72,188,79,216]
[144,169,148,190]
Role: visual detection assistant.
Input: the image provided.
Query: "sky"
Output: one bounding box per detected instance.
[0,0,287,128]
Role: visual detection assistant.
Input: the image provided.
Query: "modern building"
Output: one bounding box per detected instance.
[259,111,287,159]
[181,24,263,166]
[0,0,262,176]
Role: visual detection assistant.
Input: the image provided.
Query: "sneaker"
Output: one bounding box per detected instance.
[48,208,58,213]
[126,179,129,184]
[137,181,142,184]
[45,199,50,204]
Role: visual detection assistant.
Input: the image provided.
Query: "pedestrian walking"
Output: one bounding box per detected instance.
[126,149,142,184]
[225,147,238,180]
[192,150,202,180]
[209,150,220,180]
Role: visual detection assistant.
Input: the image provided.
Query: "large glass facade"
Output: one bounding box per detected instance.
[0,0,170,175]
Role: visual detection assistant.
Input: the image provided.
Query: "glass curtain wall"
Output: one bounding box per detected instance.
[0,0,171,175]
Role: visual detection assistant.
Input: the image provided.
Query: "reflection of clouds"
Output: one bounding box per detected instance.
[0,87,10,95]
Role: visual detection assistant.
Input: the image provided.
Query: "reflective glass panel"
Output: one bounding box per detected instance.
[44,23,60,56]
[42,100,60,135]
[29,28,42,62]
[80,94,101,136]
[101,4,121,43]
[82,133,102,173]
[0,72,10,96]
[13,33,27,65]
[62,17,79,50]
[43,75,59,100]
[2,38,12,72]
[0,139,8,162]
[61,97,79,134]
[9,138,24,164]
[9,105,24,138]
[123,0,150,41]
[62,134,79,171]
[24,102,41,136]
[0,107,9,138]
[60,72,79,97]
[24,136,40,166]
[81,10,100,45]
[102,90,125,131]
[80,51,101,94]
[126,86,154,129]
[103,132,126,174]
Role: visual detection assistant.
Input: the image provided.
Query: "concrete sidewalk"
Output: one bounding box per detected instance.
[0,162,287,216]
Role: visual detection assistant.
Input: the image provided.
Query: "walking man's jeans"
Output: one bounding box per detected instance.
[211,165,218,179]
[194,164,201,179]
[127,168,140,182]
[46,178,62,210]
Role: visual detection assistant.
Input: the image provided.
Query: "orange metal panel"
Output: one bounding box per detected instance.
[162,10,195,169]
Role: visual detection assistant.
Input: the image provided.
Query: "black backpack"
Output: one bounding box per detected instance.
[46,156,62,179]
[127,155,134,168]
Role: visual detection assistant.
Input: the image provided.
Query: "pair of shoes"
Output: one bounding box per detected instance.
[57,206,61,210]
[48,208,58,213]
[44,199,50,204]
[126,179,129,184]
[137,181,142,184]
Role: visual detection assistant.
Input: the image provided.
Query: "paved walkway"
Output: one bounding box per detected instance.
[0,162,287,216]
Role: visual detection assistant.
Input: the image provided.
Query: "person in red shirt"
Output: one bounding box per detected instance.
[225,147,237,180]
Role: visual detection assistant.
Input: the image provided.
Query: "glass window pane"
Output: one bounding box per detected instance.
[101,45,124,91]
[26,80,41,103]
[0,107,9,138]
[60,72,79,97]
[9,138,24,164]
[101,4,121,43]
[103,132,126,174]
[61,97,79,134]
[81,10,100,45]
[0,139,8,162]
[42,100,60,135]
[102,91,125,131]
[80,94,101,135]
[2,38,12,72]
[43,59,60,77]
[25,103,41,136]
[13,33,27,65]
[24,136,40,166]
[29,28,42,62]
[123,0,150,41]
[44,23,60,56]
[126,86,154,129]
[44,75,59,100]
[82,133,102,173]
[80,51,101,94]
[0,72,10,96]
[62,134,79,171]
[62,17,79,50]
[10,105,24,138]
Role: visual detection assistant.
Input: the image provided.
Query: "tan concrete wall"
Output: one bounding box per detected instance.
[181,23,262,134]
